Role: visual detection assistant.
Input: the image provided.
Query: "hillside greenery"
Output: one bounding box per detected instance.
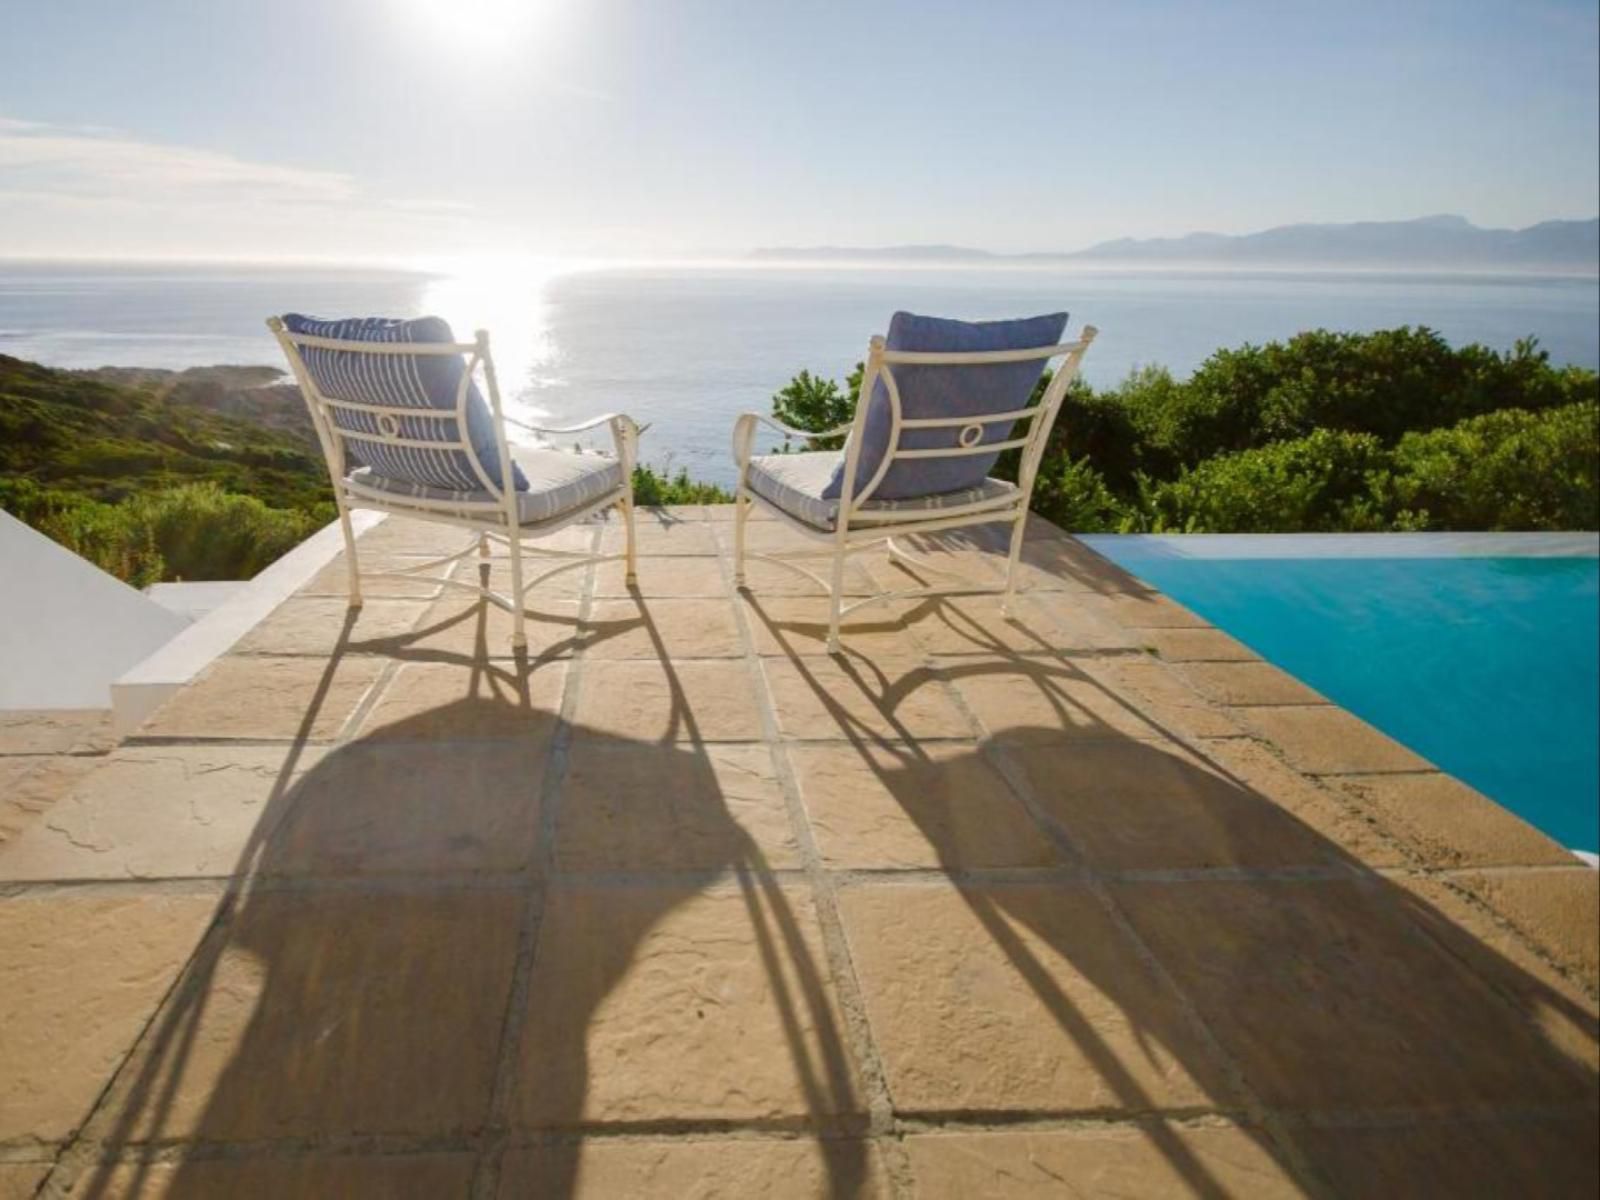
[771,327,1599,532]
[0,353,722,583]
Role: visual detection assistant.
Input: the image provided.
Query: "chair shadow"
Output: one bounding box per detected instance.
[74,597,871,1200]
[744,592,1600,1197]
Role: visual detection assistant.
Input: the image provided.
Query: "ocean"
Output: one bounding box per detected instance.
[2,260,1596,487]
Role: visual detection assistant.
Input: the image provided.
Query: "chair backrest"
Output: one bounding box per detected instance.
[832,317,1097,520]
[267,314,526,499]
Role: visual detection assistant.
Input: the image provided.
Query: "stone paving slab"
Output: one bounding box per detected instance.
[1004,738,1336,871]
[1292,1114,1599,1199]
[7,511,1595,1198]
[1237,703,1434,775]
[1138,626,1261,663]
[1076,658,1249,741]
[0,1164,49,1200]
[574,659,765,742]
[231,596,431,656]
[1330,771,1577,869]
[0,754,99,849]
[1176,659,1329,707]
[267,738,544,877]
[584,597,746,660]
[497,1138,890,1199]
[0,745,318,882]
[0,710,113,756]
[0,888,221,1143]
[742,596,926,659]
[762,657,974,741]
[301,551,451,599]
[838,882,1235,1114]
[134,654,387,742]
[556,741,796,871]
[1444,867,1599,991]
[942,656,1168,743]
[1395,873,1600,1071]
[358,661,565,742]
[89,1153,477,1199]
[1193,735,1412,871]
[407,597,584,660]
[901,1123,1306,1198]
[96,888,521,1144]
[451,555,592,599]
[1113,877,1595,1111]
[789,741,1063,870]
[513,883,864,1130]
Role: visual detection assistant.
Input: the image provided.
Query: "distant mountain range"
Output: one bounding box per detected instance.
[751,215,1600,273]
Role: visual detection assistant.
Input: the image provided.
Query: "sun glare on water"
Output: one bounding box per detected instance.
[418,257,602,436]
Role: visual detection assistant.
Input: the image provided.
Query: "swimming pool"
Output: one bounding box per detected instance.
[1081,534,1600,855]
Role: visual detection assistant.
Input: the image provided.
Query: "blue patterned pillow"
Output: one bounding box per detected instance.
[283,313,527,494]
[822,311,1068,502]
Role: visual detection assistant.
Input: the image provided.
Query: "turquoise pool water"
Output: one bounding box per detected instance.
[1087,547,1599,853]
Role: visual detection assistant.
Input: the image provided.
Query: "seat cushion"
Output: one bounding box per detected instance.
[347,445,623,526]
[284,313,528,494]
[748,450,1015,530]
[822,310,1068,502]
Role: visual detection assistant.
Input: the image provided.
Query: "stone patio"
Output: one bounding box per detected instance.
[2,507,1596,1198]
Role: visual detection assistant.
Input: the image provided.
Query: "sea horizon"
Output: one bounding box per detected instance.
[5,257,1597,486]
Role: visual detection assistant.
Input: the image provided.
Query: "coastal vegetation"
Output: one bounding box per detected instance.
[0,353,721,583]
[773,326,1599,533]
[3,326,1594,586]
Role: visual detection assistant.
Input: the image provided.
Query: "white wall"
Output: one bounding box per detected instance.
[0,510,191,710]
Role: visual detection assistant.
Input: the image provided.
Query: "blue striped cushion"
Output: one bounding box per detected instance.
[283,314,527,494]
[823,311,1068,502]
[748,450,1016,530]
[347,446,624,526]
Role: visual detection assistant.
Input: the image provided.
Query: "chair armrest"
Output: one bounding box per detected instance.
[731,412,852,470]
[505,412,639,471]
[505,412,630,437]
[749,413,854,441]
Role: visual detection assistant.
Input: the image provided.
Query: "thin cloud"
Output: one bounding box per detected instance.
[0,116,482,259]
[0,118,357,205]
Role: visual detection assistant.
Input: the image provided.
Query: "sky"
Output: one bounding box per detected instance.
[0,0,1596,264]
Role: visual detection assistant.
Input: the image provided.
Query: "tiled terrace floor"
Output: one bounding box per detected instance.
[2,507,1597,1198]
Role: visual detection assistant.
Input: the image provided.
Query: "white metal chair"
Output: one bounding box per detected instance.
[268,315,638,649]
[732,320,1096,653]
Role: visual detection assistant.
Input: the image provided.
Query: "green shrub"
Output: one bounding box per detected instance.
[1384,400,1600,530]
[630,464,732,506]
[1026,455,1130,533]
[769,367,858,451]
[0,477,327,584]
[1139,428,1394,533]
[771,327,1599,534]
[122,484,327,580]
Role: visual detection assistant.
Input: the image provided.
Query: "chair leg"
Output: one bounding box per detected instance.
[1001,512,1027,617]
[337,502,363,609]
[508,529,528,650]
[622,497,638,587]
[826,545,847,655]
[733,492,750,587]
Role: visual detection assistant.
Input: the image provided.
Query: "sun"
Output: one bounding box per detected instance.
[403,0,555,54]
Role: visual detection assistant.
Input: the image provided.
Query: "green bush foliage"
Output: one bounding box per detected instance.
[2,354,337,583]
[769,368,859,451]
[774,327,1599,534]
[0,478,325,585]
[630,464,732,506]
[1383,400,1599,530]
